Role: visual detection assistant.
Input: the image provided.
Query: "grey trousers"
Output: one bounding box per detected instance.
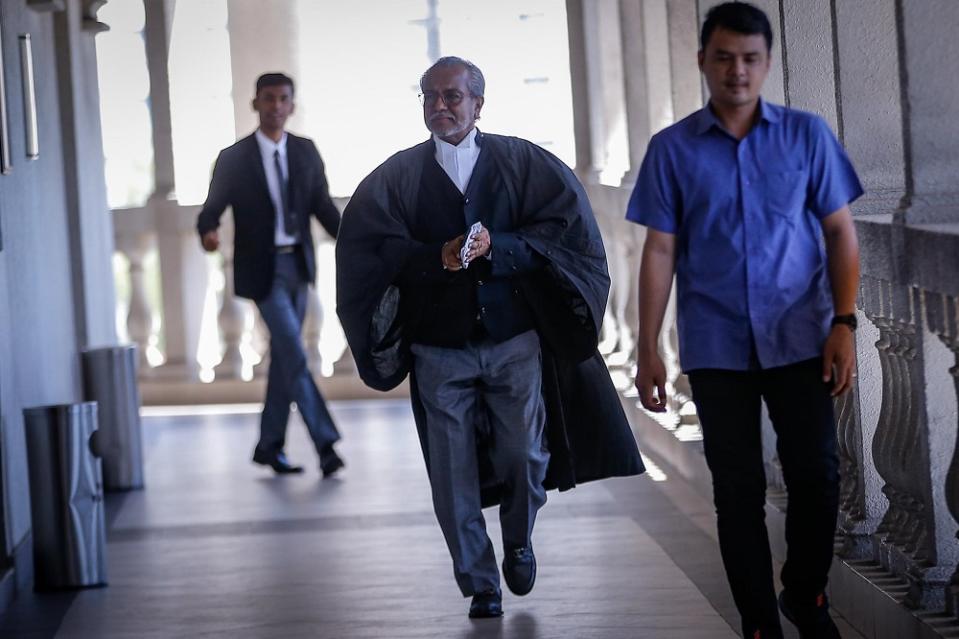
[411,329,549,596]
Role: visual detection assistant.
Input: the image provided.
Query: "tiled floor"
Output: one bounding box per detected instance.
[0,400,862,638]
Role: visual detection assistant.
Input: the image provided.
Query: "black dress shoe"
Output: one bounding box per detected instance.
[468,589,503,619]
[502,546,536,596]
[319,445,345,478]
[252,449,304,474]
[778,591,840,639]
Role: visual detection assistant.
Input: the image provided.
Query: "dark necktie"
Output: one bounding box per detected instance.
[273,149,296,236]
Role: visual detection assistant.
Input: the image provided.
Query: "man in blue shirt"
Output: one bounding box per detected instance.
[627,3,862,638]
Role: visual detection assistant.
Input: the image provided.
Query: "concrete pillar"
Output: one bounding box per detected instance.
[641,0,674,135]
[592,0,630,186]
[778,1,885,559]
[897,0,959,225]
[569,2,628,196]
[143,0,206,380]
[142,0,174,200]
[832,0,906,215]
[778,0,839,129]
[53,0,117,349]
[665,0,701,119]
[619,0,676,186]
[618,0,650,187]
[565,0,602,185]
[226,0,303,138]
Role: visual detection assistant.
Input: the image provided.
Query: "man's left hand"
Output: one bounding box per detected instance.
[466,228,491,263]
[823,324,856,396]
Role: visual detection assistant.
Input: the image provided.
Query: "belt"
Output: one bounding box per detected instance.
[275,244,299,254]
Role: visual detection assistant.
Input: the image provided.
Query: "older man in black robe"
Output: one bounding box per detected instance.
[336,57,643,619]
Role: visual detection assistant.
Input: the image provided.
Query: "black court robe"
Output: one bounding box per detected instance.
[336,132,644,507]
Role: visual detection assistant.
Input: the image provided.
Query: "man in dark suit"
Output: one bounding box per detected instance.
[336,57,644,619]
[196,72,344,477]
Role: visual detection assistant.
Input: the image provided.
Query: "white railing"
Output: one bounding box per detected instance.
[112,197,352,403]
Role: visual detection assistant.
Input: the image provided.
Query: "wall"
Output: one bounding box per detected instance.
[0,0,115,600]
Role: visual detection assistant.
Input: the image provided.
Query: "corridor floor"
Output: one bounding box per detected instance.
[0,400,862,638]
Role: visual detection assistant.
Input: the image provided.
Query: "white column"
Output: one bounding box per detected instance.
[565,0,602,185]
[618,0,651,187]
[641,0,675,135]
[226,0,303,139]
[666,0,702,119]
[143,0,206,380]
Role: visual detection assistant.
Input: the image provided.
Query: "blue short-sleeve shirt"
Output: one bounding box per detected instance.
[626,99,864,372]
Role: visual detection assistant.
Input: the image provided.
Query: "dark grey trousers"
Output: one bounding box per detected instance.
[411,329,549,596]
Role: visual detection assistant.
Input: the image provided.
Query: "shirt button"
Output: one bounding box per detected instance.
[464,197,470,205]
[511,265,517,271]
[477,280,484,286]
[480,306,486,314]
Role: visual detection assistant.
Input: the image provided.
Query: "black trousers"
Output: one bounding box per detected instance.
[688,358,840,637]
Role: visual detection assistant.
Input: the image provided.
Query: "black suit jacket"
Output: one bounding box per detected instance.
[196,132,340,301]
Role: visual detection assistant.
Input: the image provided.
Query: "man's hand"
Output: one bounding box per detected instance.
[201,230,220,252]
[466,227,491,263]
[823,324,856,396]
[635,352,669,412]
[441,235,465,271]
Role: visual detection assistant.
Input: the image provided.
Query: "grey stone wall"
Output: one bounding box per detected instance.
[0,0,115,582]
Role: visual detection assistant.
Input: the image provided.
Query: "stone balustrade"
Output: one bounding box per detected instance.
[111,199,356,403]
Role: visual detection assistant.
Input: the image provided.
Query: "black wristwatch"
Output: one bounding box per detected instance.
[831,314,857,331]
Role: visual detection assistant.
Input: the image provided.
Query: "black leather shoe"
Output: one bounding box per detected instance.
[468,589,503,619]
[778,591,840,639]
[502,546,536,596]
[252,449,304,474]
[319,445,345,478]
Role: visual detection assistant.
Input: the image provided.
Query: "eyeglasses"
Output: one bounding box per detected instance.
[418,90,469,107]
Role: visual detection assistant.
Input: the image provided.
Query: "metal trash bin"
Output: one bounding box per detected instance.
[23,402,108,590]
[81,345,144,491]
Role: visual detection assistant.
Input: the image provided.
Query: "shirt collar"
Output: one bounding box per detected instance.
[255,128,288,155]
[432,126,479,154]
[694,97,780,135]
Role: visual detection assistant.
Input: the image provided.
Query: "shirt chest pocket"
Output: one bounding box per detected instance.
[763,168,808,221]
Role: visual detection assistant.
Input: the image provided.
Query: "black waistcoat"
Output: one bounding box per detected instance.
[406,144,535,347]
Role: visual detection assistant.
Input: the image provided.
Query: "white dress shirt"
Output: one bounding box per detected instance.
[254,128,298,246]
[433,127,481,194]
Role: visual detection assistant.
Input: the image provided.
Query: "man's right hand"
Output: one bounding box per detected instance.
[635,352,669,413]
[201,230,220,252]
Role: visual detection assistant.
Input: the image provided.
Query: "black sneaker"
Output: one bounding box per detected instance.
[778,591,841,639]
[502,546,536,596]
[468,589,503,618]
